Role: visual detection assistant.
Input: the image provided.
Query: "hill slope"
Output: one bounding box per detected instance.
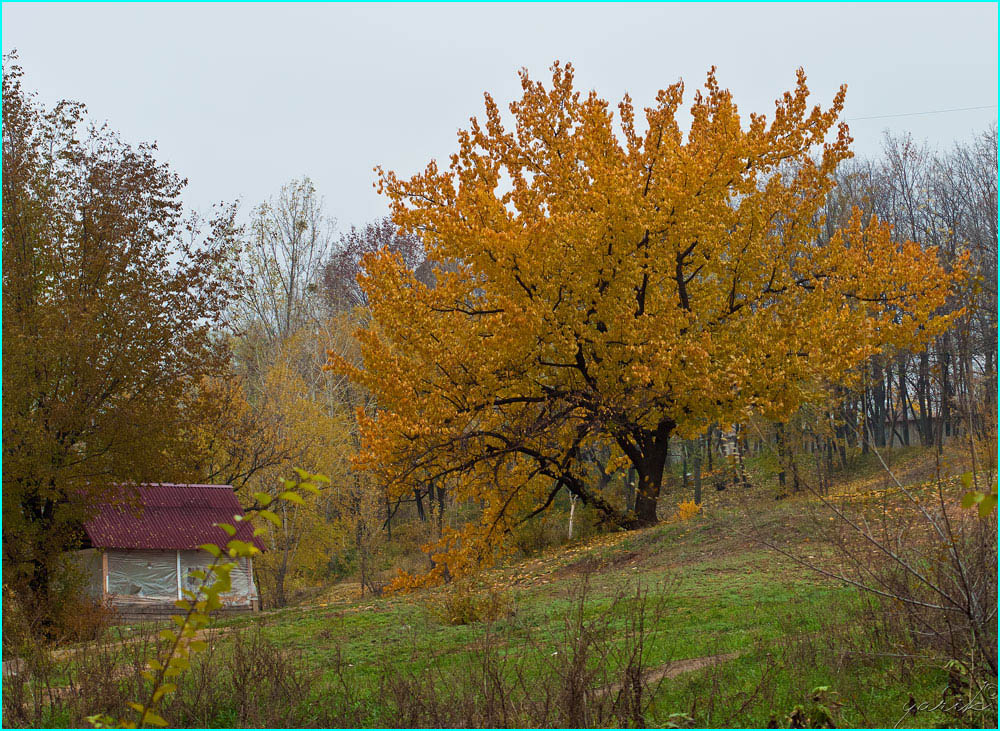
[212,446,988,728]
[10,445,993,728]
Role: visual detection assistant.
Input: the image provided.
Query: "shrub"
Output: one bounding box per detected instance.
[431,577,512,625]
[54,594,114,644]
[673,500,702,523]
[767,460,999,700]
[2,558,112,649]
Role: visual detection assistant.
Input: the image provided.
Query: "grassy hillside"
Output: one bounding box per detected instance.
[5,446,996,728]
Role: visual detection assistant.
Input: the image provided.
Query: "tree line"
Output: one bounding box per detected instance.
[3,56,996,626]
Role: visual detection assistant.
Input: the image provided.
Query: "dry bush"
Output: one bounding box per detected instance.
[1,622,156,728]
[821,479,998,687]
[162,627,319,727]
[2,583,118,729]
[757,438,998,704]
[431,577,512,625]
[2,572,112,650]
[54,594,115,644]
[1,624,319,729]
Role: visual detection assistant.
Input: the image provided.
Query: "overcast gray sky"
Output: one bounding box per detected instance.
[3,2,997,230]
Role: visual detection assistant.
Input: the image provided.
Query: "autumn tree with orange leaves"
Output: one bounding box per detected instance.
[331,63,961,585]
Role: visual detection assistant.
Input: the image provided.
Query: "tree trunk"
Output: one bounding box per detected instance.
[735,426,751,489]
[918,350,932,446]
[629,419,673,526]
[940,336,953,441]
[692,438,703,505]
[633,474,660,526]
[861,389,870,455]
[898,358,910,447]
[842,390,857,448]
[625,467,637,512]
[435,484,446,537]
[681,445,689,493]
[414,487,426,521]
[776,423,787,492]
[13,487,68,634]
[567,495,577,540]
[274,547,289,608]
[26,552,55,634]
[385,496,392,541]
[871,361,887,448]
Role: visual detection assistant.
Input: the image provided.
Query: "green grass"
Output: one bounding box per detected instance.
[190,498,948,725]
[8,445,993,728]
[227,534,952,727]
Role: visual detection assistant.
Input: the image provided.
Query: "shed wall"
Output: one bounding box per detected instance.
[108,550,177,599]
[179,550,257,601]
[74,548,259,605]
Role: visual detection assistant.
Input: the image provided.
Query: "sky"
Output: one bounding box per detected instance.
[3,2,997,230]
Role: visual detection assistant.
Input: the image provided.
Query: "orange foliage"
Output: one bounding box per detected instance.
[329,63,961,584]
[673,500,702,523]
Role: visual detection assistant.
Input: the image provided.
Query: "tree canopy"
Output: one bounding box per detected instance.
[332,63,961,584]
[2,58,241,614]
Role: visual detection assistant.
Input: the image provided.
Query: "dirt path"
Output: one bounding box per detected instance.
[3,624,237,681]
[596,651,740,697]
[5,626,241,704]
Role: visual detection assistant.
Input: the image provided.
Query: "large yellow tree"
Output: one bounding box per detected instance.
[333,64,959,581]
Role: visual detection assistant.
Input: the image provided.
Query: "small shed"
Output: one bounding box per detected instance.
[77,484,263,617]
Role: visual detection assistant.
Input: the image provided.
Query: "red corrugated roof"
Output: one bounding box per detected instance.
[83,484,265,551]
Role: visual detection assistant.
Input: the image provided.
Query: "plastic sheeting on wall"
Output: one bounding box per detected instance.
[107,550,178,599]
[179,550,257,604]
[78,548,259,604]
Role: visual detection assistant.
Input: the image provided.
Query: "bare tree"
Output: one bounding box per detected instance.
[230,177,335,346]
[321,216,426,311]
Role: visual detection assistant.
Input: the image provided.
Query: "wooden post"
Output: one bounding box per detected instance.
[248,557,258,611]
[101,551,109,599]
[567,494,577,540]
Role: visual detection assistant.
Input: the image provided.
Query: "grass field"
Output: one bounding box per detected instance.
[5,446,996,728]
